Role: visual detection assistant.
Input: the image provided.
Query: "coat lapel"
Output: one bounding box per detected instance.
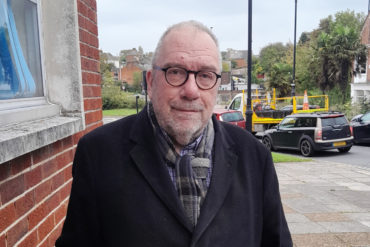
[191,119,239,245]
[129,108,193,232]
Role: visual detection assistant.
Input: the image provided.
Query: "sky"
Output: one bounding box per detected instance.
[97,0,369,56]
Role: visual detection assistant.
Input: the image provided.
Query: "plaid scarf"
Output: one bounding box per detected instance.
[148,104,214,227]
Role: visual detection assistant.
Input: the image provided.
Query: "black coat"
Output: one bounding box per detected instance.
[56,107,292,247]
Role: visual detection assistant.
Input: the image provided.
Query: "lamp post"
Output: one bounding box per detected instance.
[291,0,297,97]
[245,0,253,133]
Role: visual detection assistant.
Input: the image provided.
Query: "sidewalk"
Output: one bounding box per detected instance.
[276,160,370,246]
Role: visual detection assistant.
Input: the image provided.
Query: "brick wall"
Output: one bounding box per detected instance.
[0,0,101,246]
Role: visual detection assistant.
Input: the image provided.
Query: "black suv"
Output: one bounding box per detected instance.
[262,112,353,157]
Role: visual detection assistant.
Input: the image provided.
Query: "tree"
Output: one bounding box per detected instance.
[231,60,237,69]
[314,12,367,103]
[222,61,231,72]
[132,71,143,92]
[99,51,115,74]
[259,43,290,75]
[268,63,292,97]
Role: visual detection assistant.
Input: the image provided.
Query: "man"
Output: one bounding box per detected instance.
[56,20,292,247]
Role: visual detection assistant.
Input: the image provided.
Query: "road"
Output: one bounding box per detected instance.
[274,143,370,169]
[311,143,370,169]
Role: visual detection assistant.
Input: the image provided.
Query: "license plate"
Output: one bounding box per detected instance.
[333,141,346,147]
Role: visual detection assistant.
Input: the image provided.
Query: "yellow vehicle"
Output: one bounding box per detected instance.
[227,89,329,133]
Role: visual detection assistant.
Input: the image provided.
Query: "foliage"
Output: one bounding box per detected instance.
[231,60,237,69]
[132,71,143,92]
[268,63,292,97]
[100,51,115,74]
[222,61,231,72]
[259,42,290,75]
[313,10,367,103]
[102,86,145,110]
[257,9,366,106]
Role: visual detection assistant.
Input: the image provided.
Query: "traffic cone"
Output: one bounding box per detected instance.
[303,90,309,110]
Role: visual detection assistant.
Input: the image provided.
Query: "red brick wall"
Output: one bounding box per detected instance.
[120,65,142,85]
[0,0,101,246]
[78,0,103,130]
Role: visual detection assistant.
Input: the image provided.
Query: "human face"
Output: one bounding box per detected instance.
[147,27,220,151]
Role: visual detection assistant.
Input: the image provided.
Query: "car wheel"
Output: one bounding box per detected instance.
[300,139,314,157]
[338,146,351,153]
[262,136,273,151]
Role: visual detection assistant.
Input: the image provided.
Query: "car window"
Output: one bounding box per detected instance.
[361,112,370,122]
[230,97,241,110]
[295,118,316,127]
[221,112,244,122]
[279,117,297,128]
[321,116,347,126]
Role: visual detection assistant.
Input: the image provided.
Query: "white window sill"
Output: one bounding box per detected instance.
[0,115,83,164]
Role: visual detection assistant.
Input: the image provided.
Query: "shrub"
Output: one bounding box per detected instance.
[102,86,145,110]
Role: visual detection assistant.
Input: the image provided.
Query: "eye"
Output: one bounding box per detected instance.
[198,72,214,80]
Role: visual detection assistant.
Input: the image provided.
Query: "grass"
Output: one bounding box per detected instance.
[272,152,311,163]
[103,108,138,117]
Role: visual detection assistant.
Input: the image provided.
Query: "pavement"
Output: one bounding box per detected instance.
[276,160,370,246]
[102,117,370,246]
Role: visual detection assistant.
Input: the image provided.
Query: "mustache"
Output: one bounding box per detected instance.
[170,101,204,111]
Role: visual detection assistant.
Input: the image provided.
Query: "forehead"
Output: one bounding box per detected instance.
[158,27,220,70]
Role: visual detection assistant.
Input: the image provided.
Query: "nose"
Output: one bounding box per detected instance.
[180,73,200,100]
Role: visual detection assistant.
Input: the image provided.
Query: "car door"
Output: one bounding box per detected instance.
[354,112,370,142]
[273,117,297,147]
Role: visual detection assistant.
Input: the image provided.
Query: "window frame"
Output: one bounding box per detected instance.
[0,0,54,124]
[0,0,85,164]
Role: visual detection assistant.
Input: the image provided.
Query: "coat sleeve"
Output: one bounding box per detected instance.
[261,152,293,247]
[55,137,102,247]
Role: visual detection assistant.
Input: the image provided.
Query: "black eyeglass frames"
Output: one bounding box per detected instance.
[153,66,221,90]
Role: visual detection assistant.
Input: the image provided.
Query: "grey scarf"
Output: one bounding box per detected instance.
[148,103,214,227]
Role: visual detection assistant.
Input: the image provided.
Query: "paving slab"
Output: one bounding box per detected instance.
[276,160,370,246]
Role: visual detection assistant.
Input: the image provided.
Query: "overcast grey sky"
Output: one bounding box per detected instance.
[97,0,369,56]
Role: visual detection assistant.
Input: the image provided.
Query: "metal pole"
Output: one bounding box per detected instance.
[142,71,147,105]
[291,0,297,97]
[246,0,253,133]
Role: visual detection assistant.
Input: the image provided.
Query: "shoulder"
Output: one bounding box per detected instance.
[214,119,271,165]
[79,114,138,146]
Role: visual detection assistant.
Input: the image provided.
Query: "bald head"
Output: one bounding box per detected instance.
[152,20,221,70]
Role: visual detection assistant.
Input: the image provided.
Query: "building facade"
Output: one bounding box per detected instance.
[352,12,370,103]
[0,0,102,246]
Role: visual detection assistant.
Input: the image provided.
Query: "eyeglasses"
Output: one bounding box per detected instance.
[153,66,221,90]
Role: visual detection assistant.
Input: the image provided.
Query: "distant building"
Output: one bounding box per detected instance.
[120,49,143,85]
[352,11,370,103]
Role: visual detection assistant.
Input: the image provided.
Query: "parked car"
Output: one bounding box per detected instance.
[213,109,246,129]
[262,112,353,157]
[351,111,370,144]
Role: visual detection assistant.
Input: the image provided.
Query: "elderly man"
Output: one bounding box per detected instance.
[56,20,292,247]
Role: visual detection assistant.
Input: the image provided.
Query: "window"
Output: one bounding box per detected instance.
[0,0,43,100]
[279,117,297,128]
[321,116,347,127]
[295,118,316,128]
[220,112,244,122]
[0,0,85,164]
[230,97,241,110]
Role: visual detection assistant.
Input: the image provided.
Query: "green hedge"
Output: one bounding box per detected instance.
[102,86,145,110]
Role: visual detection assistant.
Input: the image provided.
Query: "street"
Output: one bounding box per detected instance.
[312,144,370,168]
[274,143,370,169]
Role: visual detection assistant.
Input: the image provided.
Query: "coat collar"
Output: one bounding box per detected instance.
[129,107,239,237]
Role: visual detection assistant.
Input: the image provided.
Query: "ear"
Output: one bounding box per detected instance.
[146,69,153,99]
